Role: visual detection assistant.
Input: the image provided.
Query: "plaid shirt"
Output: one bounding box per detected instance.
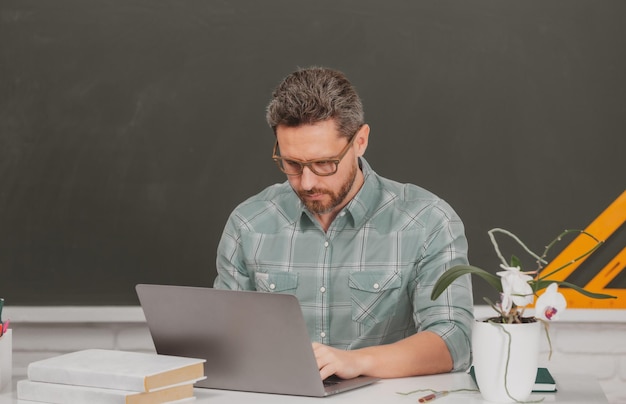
[214,158,473,371]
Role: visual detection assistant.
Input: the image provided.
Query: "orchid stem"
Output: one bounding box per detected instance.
[488,228,548,268]
[537,230,603,281]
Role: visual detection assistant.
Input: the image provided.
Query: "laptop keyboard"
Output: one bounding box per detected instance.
[323,376,341,387]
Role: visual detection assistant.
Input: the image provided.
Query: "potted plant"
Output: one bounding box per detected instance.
[431,228,616,403]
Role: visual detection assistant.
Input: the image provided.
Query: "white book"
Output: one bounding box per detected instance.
[26,349,206,392]
[17,379,196,404]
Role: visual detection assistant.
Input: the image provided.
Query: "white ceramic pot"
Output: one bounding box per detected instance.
[472,319,541,403]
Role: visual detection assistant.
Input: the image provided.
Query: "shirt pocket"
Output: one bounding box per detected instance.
[348,270,401,326]
[254,271,299,294]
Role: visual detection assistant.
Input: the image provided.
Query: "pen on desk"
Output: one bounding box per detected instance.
[418,390,449,403]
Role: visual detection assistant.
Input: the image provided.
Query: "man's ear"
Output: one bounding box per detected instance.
[354,124,370,157]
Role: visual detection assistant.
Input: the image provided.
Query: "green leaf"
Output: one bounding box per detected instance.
[431,265,502,301]
[510,255,522,268]
[555,281,617,300]
[532,279,616,299]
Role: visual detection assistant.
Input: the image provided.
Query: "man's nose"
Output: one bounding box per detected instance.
[299,166,318,190]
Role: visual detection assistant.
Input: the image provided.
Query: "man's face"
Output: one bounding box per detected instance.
[275,120,366,216]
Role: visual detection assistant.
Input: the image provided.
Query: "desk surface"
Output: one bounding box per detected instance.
[1,371,608,403]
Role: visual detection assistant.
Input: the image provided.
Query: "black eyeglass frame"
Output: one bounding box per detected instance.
[272,134,357,176]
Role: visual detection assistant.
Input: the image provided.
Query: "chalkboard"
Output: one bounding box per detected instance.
[1,0,624,305]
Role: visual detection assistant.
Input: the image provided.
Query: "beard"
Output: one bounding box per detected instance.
[296,162,358,215]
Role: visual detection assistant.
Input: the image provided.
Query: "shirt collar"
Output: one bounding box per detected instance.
[343,157,381,228]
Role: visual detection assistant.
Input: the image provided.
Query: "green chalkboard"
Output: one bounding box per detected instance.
[1,0,624,305]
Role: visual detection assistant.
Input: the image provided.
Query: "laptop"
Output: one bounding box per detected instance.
[135,284,380,397]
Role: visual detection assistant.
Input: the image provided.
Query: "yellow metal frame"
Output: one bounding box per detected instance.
[537,190,626,309]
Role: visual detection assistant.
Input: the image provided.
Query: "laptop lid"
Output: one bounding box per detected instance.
[135,284,379,397]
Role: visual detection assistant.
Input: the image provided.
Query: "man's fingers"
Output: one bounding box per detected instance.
[312,343,336,379]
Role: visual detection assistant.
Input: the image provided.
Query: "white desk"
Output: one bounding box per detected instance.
[0,371,608,403]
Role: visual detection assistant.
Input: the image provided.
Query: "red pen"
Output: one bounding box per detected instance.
[418,391,449,403]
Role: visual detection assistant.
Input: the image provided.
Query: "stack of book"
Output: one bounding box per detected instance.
[17,349,206,403]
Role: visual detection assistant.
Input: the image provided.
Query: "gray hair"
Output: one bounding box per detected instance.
[266,67,364,138]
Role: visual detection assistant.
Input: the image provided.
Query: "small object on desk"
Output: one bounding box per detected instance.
[418,390,449,402]
[533,367,557,392]
[0,319,9,337]
[468,366,557,392]
[0,297,4,336]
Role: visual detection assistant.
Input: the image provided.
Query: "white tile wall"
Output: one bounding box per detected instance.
[537,322,626,404]
[4,307,626,404]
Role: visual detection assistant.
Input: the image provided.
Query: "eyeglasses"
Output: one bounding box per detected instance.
[272,134,357,176]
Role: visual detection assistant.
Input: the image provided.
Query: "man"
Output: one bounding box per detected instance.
[214,67,473,379]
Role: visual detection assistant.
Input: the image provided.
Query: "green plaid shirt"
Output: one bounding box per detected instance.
[214,158,473,371]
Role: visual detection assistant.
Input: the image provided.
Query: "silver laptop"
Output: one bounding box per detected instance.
[135,284,379,397]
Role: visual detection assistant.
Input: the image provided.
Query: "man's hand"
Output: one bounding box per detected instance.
[312,342,369,380]
[311,332,453,380]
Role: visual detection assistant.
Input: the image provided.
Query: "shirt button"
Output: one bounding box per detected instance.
[373,283,380,290]
[320,332,326,338]
[269,283,276,290]
[324,241,329,247]
[320,286,326,293]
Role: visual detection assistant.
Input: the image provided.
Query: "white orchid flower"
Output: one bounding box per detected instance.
[535,283,567,321]
[496,264,534,311]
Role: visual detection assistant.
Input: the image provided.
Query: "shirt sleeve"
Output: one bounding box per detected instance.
[413,199,474,372]
[213,210,255,291]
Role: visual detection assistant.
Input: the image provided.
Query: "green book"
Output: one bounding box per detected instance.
[469,366,557,392]
[534,367,557,392]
